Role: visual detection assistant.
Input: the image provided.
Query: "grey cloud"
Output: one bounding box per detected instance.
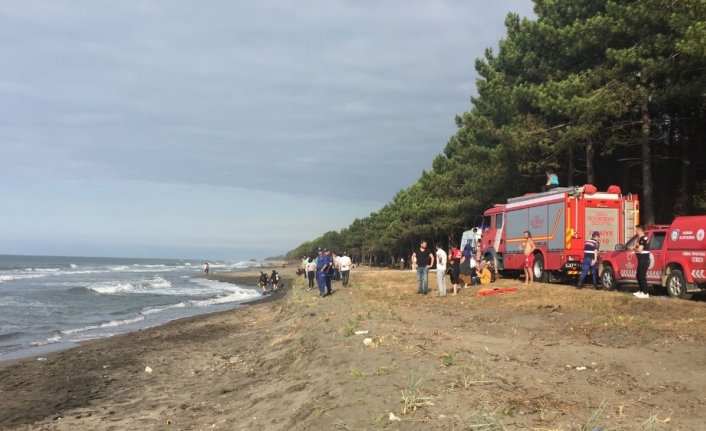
[1,1,536,255]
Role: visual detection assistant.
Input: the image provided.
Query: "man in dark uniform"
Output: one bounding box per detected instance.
[630,225,650,298]
[323,248,334,296]
[577,231,600,289]
[315,248,329,297]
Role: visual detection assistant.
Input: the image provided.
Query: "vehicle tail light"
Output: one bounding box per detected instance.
[567,255,581,262]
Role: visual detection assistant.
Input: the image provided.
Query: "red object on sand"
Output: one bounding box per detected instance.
[475,287,518,296]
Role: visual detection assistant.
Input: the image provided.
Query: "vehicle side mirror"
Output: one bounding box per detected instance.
[615,244,624,251]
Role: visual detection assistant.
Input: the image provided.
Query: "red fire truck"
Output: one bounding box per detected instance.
[598,216,706,299]
[479,186,639,282]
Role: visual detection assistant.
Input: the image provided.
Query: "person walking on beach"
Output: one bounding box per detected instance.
[203,263,209,275]
[412,240,434,295]
[577,231,601,290]
[520,231,536,285]
[435,243,447,297]
[306,255,316,290]
[270,270,281,292]
[259,271,269,295]
[339,252,352,287]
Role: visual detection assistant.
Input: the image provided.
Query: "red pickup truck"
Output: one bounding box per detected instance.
[599,216,706,299]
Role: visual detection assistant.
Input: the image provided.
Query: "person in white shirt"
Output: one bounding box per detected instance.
[435,243,448,297]
[339,252,352,287]
[306,256,317,290]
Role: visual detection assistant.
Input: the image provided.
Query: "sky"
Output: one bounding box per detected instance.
[0,1,536,260]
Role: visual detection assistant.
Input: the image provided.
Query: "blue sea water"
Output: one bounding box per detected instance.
[0,255,263,360]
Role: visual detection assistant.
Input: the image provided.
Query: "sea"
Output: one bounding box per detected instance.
[0,255,264,361]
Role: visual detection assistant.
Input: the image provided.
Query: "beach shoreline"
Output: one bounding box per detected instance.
[0,270,280,365]
[3,269,706,430]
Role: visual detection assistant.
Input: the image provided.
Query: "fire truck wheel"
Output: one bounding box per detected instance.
[532,254,549,283]
[600,266,616,291]
[666,269,691,300]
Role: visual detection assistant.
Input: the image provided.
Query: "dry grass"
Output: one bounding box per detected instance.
[349,270,706,339]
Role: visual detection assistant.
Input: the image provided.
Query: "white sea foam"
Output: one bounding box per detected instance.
[141,302,187,315]
[86,276,173,294]
[0,274,49,283]
[61,315,145,335]
[28,334,61,347]
[70,264,77,268]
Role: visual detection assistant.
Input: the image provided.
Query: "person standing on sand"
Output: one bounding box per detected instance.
[520,231,536,285]
[203,263,209,275]
[435,243,447,297]
[629,225,650,299]
[332,252,341,281]
[339,252,352,287]
[577,231,601,290]
[412,240,434,295]
[306,255,316,290]
[448,242,462,295]
[323,248,334,295]
[315,248,330,297]
[301,255,309,280]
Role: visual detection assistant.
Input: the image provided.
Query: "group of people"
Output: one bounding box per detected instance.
[411,240,495,297]
[297,249,352,297]
[258,270,281,295]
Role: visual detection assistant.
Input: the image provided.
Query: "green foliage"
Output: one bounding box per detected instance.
[287,0,706,262]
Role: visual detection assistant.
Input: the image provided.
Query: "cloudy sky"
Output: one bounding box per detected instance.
[0,1,535,260]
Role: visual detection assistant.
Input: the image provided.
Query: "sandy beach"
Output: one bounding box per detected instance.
[2,269,706,430]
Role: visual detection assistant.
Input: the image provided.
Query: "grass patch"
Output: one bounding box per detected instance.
[400,376,434,415]
[443,354,454,366]
[374,364,397,376]
[349,367,368,378]
[340,318,359,337]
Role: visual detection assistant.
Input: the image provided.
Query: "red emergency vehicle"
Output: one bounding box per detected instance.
[599,216,706,299]
[480,186,639,282]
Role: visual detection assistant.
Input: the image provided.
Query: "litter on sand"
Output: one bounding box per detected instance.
[354,330,369,335]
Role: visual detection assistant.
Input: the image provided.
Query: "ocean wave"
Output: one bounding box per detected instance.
[0,296,46,307]
[0,274,50,283]
[70,264,77,268]
[61,315,145,335]
[141,303,187,315]
[28,334,61,348]
[86,276,173,295]
[0,332,26,342]
[25,268,61,273]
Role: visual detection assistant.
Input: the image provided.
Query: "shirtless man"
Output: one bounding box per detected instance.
[520,231,536,285]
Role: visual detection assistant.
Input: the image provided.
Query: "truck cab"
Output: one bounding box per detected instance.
[600,216,706,299]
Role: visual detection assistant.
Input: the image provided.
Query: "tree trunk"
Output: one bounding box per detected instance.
[641,95,655,225]
[680,129,691,216]
[567,144,574,187]
[586,139,595,185]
